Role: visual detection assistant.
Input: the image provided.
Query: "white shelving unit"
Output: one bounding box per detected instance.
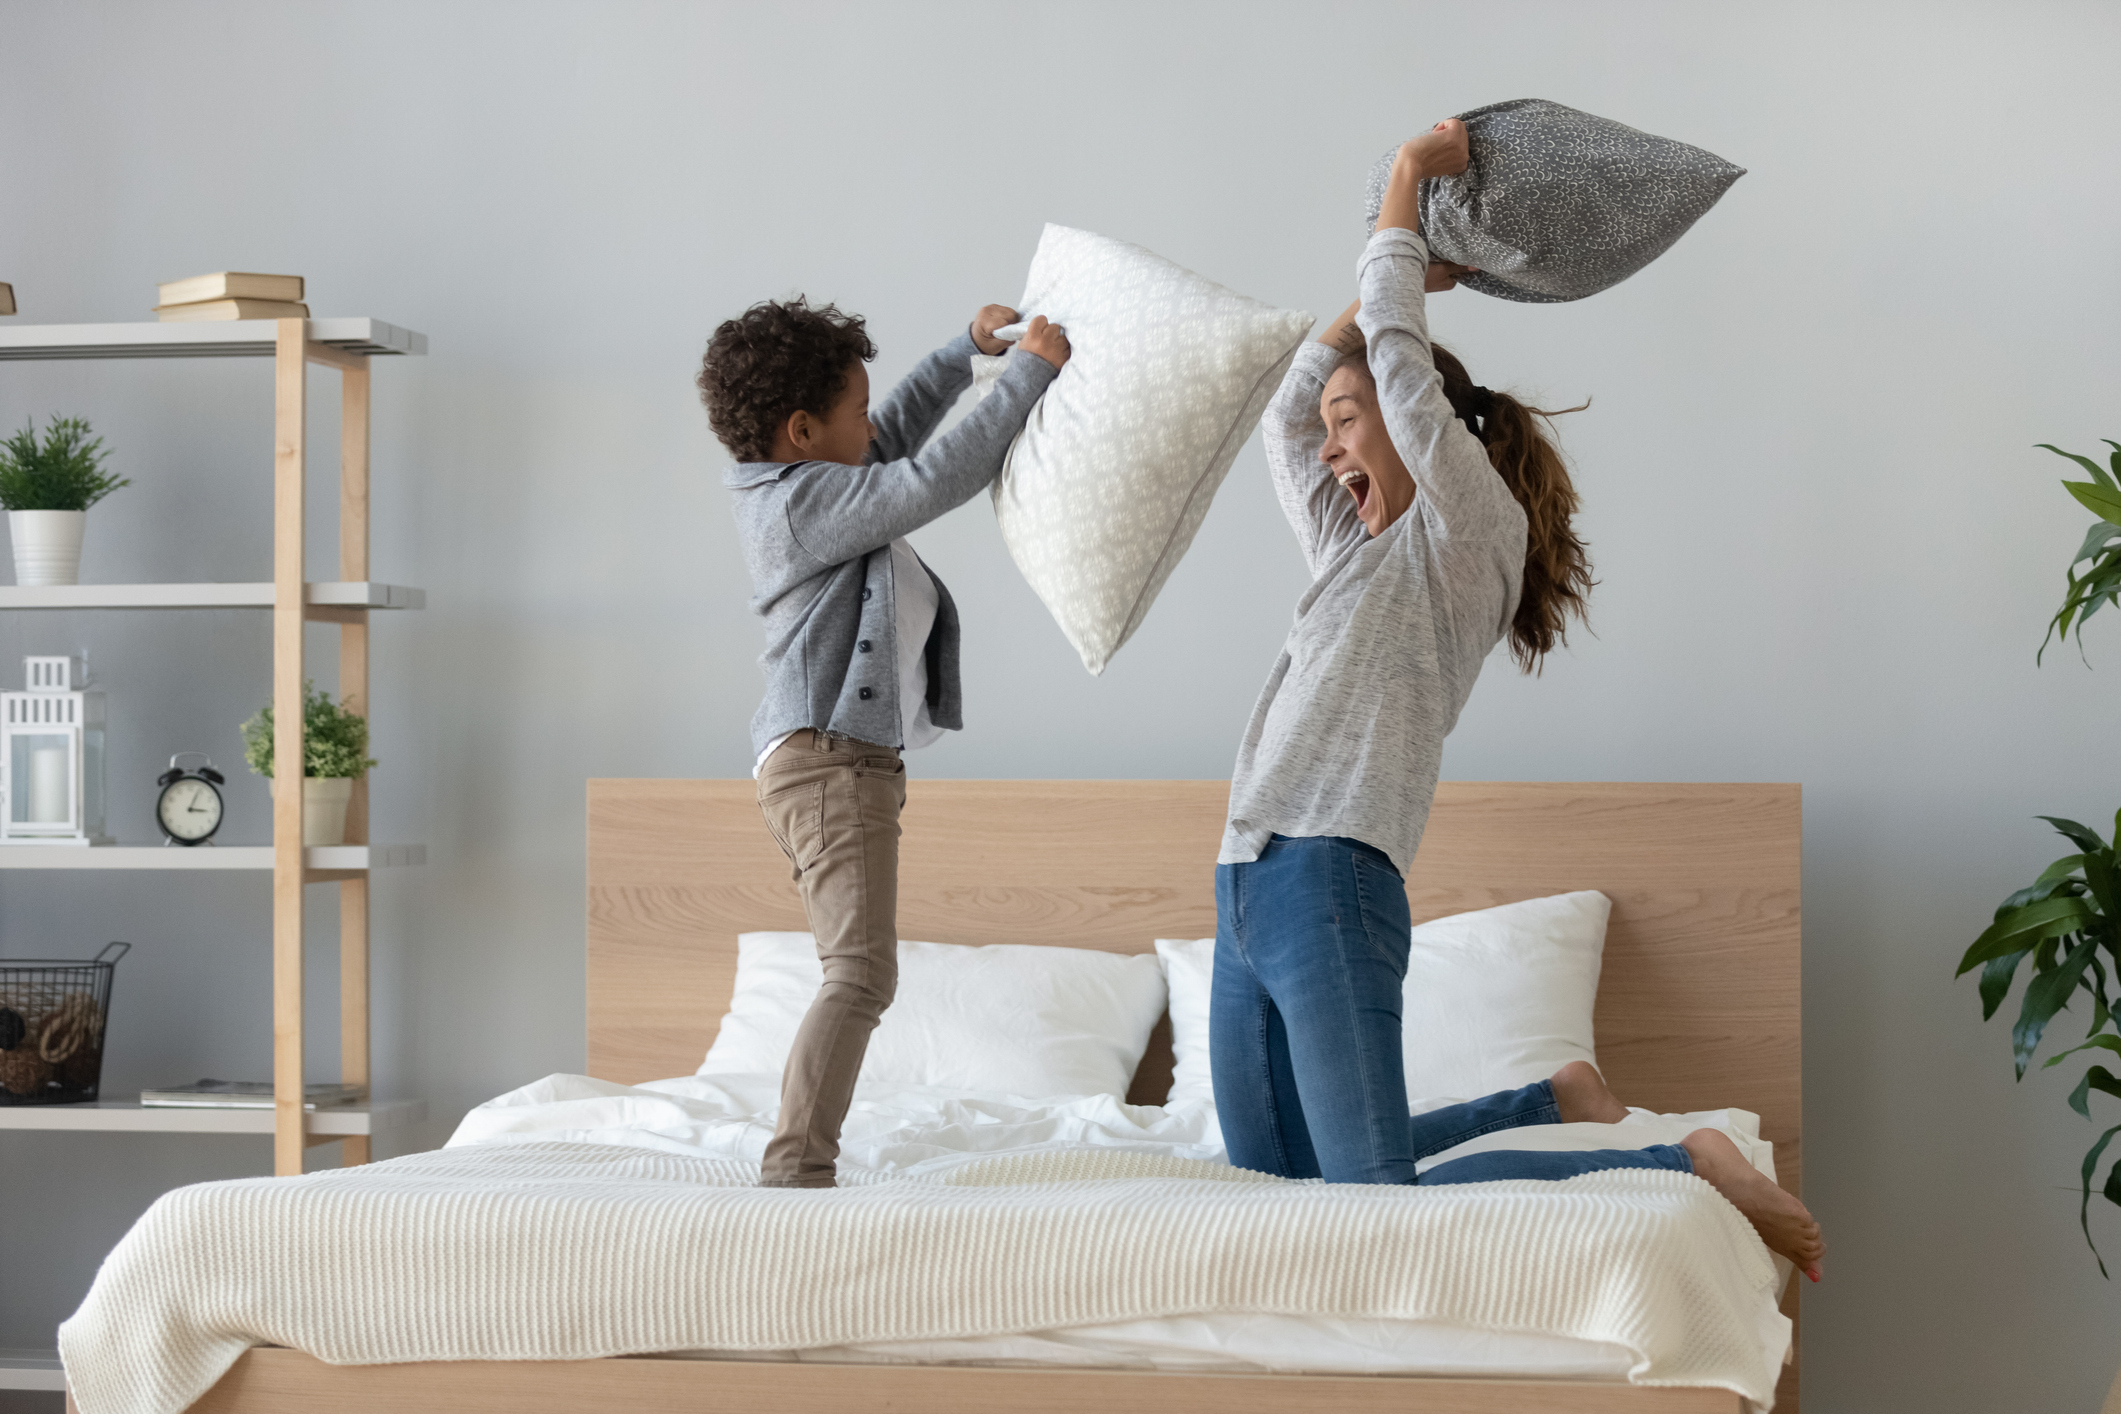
[0,581,425,610]
[0,1097,426,1136]
[0,843,426,871]
[0,317,424,360]
[0,1347,64,1394]
[1,318,426,1183]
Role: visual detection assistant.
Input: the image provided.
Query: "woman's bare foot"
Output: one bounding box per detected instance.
[1549,1061,1628,1124]
[1682,1128,1826,1283]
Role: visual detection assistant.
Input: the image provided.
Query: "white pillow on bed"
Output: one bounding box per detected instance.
[1154,891,1609,1109]
[701,933,1168,1100]
[973,223,1314,676]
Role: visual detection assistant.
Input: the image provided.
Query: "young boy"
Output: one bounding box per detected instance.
[699,297,1069,1187]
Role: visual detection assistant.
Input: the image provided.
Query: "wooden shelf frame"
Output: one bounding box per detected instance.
[1,317,425,1174]
[279,319,380,1173]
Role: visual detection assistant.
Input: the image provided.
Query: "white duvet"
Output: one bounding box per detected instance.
[58,1075,1793,1414]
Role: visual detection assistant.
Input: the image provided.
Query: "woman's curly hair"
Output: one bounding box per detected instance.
[697,297,877,463]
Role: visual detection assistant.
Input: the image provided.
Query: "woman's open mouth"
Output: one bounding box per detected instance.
[1337,468,1372,517]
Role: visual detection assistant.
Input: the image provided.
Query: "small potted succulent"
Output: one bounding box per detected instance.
[240,683,377,846]
[0,417,131,587]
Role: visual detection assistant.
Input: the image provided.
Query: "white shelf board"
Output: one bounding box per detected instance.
[0,580,424,610]
[0,1097,427,1136]
[0,1348,64,1393]
[0,317,425,359]
[0,843,426,870]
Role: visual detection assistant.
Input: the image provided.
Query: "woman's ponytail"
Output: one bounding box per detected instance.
[1431,344,1593,674]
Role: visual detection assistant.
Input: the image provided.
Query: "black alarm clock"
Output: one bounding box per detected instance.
[155,753,225,846]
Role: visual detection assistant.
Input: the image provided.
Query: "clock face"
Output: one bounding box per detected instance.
[158,776,223,843]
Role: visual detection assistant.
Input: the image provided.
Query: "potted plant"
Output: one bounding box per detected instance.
[0,416,130,587]
[239,683,377,847]
[1957,439,2121,1276]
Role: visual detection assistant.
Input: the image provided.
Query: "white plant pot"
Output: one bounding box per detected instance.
[302,777,354,847]
[9,510,86,586]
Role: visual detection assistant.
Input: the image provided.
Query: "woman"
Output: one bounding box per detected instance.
[1211,120,1825,1281]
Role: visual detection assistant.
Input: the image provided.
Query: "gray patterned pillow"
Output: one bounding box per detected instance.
[1363,98,1744,303]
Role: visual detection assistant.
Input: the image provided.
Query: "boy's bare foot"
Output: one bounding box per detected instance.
[1682,1127,1826,1283]
[1550,1060,1628,1124]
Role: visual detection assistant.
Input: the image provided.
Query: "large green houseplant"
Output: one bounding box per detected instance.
[1958,440,2121,1273]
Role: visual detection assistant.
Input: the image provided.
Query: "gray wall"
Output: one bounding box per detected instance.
[2,2,2117,1409]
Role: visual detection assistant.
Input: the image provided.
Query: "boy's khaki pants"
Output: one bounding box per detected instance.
[754,730,905,1187]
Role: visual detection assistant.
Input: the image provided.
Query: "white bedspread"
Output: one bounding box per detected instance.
[58,1076,1792,1414]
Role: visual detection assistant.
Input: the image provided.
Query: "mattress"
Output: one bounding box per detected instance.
[473,1072,1779,1384]
[58,1072,1792,1414]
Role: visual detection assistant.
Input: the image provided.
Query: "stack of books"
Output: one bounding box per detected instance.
[141,1079,360,1109]
[154,272,307,322]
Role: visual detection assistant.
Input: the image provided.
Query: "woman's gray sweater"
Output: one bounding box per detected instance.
[1220,228,1528,874]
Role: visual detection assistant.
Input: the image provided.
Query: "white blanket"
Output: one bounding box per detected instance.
[58,1077,1792,1414]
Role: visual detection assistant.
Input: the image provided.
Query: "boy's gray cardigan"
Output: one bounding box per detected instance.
[724,332,1059,758]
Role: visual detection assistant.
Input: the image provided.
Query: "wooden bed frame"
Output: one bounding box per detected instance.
[142,779,1802,1414]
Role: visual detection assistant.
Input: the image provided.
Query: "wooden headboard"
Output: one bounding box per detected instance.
[586,779,1801,1197]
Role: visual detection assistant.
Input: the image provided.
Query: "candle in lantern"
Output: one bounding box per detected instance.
[30,745,68,823]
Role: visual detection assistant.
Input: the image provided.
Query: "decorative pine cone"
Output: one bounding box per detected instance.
[57,1044,103,1092]
[0,1044,53,1097]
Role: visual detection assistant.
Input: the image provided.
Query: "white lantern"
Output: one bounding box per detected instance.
[0,656,108,846]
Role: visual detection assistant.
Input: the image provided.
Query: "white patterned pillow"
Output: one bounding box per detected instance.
[974,225,1312,674]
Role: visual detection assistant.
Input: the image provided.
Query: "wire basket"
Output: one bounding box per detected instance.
[0,942,129,1105]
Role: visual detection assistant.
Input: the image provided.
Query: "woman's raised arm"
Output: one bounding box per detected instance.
[1264,323,1367,578]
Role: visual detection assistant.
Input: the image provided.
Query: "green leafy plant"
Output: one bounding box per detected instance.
[1958,436,2121,1274]
[240,682,377,779]
[1958,815,2121,1273]
[2037,440,2121,663]
[0,416,130,511]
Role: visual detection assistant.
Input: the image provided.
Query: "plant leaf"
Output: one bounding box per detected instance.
[2066,481,2121,524]
[2015,936,2101,1078]
[2036,853,2088,888]
[1960,895,2097,974]
[2069,1065,2121,1119]
[2076,854,2121,929]
[2040,816,2110,856]
[2040,443,2120,491]
[2079,1121,2121,1276]
[2074,521,2121,565]
[2045,1033,2121,1068]
[1979,948,2030,1020]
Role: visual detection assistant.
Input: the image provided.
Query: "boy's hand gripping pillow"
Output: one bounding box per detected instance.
[1362,98,1745,304]
[974,224,1313,675]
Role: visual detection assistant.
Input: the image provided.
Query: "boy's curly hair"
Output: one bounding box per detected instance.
[697,297,877,463]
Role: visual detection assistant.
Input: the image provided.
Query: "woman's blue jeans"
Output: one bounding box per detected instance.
[1209,834,1692,1186]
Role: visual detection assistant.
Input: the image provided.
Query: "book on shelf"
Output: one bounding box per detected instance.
[156,271,305,306]
[153,298,311,323]
[0,282,14,316]
[140,1079,361,1109]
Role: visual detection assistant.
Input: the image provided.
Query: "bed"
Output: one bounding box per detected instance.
[66,778,1802,1414]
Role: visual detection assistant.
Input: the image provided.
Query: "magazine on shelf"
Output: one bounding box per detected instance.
[140,1080,361,1109]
